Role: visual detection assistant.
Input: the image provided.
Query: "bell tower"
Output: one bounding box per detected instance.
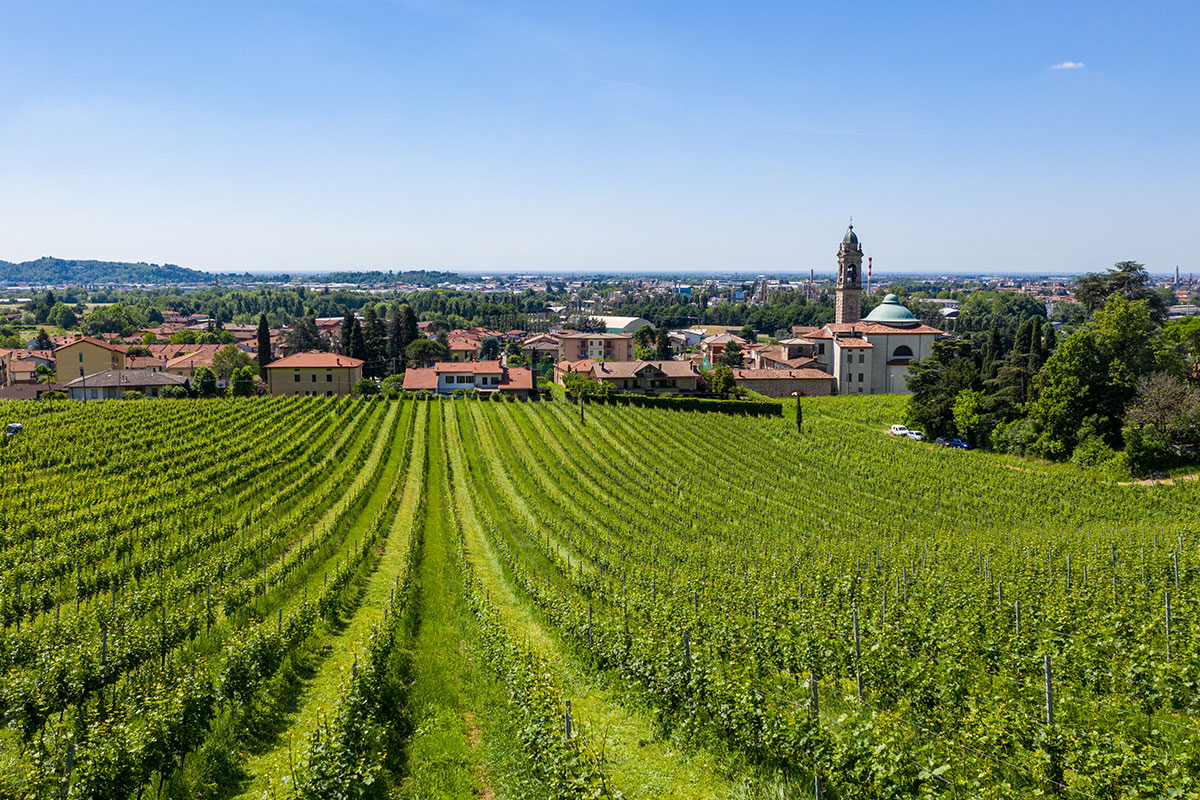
[835,222,863,324]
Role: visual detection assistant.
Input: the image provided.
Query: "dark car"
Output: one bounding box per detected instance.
[950,438,972,449]
[934,437,950,447]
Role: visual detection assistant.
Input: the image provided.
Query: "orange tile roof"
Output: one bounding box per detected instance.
[431,361,502,374]
[733,368,832,381]
[402,368,438,390]
[265,351,364,369]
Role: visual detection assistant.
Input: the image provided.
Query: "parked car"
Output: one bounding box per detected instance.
[906,430,926,441]
[934,437,950,447]
[890,424,908,436]
[950,438,972,449]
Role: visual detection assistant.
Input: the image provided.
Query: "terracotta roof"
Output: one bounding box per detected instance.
[733,368,832,381]
[165,350,215,370]
[401,368,438,391]
[557,359,598,373]
[835,338,873,349]
[126,356,166,370]
[704,333,747,345]
[498,367,535,391]
[54,335,122,353]
[593,360,698,379]
[8,361,37,373]
[264,352,364,369]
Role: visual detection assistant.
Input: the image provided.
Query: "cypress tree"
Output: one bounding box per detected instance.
[340,309,357,356]
[256,313,271,371]
[362,305,386,376]
[349,317,367,362]
[1043,322,1057,354]
[1013,318,1034,355]
[387,306,403,374]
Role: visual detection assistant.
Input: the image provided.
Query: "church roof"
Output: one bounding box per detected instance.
[863,294,919,325]
[843,225,858,245]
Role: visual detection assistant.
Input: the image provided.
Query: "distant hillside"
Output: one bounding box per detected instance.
[0,257,212,285]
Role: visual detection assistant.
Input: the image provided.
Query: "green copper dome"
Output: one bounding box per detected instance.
[843,225,858,245]
[864,294,919,326]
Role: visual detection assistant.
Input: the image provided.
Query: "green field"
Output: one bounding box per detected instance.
[0,395,1196,799]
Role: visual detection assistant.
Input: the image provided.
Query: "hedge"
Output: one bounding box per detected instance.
[583,393,782,417]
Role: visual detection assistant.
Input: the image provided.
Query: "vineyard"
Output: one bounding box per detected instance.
[0,394,1197,799]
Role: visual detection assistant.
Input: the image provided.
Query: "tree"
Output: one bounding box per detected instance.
[504,338,524,366]
[33,329,51,350]
[1042,322,1057,355]
[193,366,219,398]
[381,374,405,398]
[478,336,501,361]
[905,339,980,438]
[257,313,271,371]
[1028,295,1180,457]
[718,341,744,368]
[47,303,77,330]
[1074,261,1168,322]
[654,331,673,360]
[230,365,256,397]
[285,315,327,354]
[33,364,55,384]
[709,364,735,396]
[952,290,1047,348]
[353,378,379,396]
[405,338,446,367]
[213,344,255,381]
[738,324,756,343]
[361,305,387,377]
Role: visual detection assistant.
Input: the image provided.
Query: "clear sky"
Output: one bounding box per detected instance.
[1,1,1196,274]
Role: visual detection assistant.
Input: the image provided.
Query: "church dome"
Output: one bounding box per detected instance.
[864,294,919,326]
[843,225,858,245]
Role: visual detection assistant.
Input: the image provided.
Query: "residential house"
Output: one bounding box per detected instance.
[64,369,188,400]
[553,332,635,363]
[699,333,747,368]
[54,337,126,383]
[263,352,364,396]
[555,359,700,395]
[402,362,536,398]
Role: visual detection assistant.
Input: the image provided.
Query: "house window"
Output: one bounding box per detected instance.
[326,373,333,382]
[294,373,301,382]
[311,374,317,382]
[78,353,83,362]
[859,352,865,363]
[893,345,914,358]
[818,343,825,355]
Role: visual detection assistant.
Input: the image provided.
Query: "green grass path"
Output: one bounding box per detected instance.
[398,407,533,800]
[234,402,421,798]
[446,403,736,800]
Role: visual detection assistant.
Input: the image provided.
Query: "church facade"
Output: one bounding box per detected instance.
[803,225,949,395]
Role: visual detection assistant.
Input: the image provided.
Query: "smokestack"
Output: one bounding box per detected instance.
[867,257,872,295]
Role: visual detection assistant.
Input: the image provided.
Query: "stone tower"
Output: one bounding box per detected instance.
[835,223,863,324]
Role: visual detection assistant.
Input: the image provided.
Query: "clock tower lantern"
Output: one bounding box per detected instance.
[835,223,863,324]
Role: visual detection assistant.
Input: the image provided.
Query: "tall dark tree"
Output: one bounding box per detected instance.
[654,331,673,360]
[1074,261,1168,322]
[905,339,980,437]
[34,329,51,351]
[478,336,501,361]
[256,313,271,371]
[348,317,367,362]
[718,341,744,368]
[387,306,403,373]
[285,314,327,353]
[1042,322,1057,354]
[339,309,357,356]
[361,305,387,377]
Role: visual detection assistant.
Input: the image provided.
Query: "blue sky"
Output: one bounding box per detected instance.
[1,1,1195,274]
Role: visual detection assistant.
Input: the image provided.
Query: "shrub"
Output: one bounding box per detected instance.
[353,378,380,396]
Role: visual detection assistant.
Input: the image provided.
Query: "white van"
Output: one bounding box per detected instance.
[890,424,908,436]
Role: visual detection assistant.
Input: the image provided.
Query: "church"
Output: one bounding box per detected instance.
[802,225,949,394]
